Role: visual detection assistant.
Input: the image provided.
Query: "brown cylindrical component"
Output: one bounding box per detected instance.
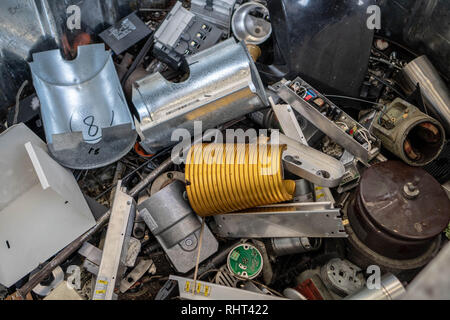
[246,44,262,62]
[347,161,450,260]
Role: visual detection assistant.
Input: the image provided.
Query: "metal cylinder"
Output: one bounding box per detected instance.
[270,237,321,257]
[347,161,450,260]
[132,38,268,154]
[283,288,307,300]
[246,44,262,62]
[293,179,314,202]
[345,274,405,300]
[400,55,450,135]
[373,98,445,166]
[140,182,201,249]
[185,143,296,216]
[138,181,219,273]
[232,2,272,45]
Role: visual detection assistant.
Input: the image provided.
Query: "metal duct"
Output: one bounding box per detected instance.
[29,44,136,169]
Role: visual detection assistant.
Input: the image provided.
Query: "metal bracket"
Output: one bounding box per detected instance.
[213,202,347,238]
[169,275,287,300]
[120,259,156,293]
[270,98,308,145]
[278,134,345,188]
[93,182,136,300]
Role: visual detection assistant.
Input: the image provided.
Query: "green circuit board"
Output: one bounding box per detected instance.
[227,243,263,279]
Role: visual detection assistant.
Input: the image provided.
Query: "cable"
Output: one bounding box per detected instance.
[231,273,284,297]
[358,128,372,152]
[371,46,390,60]
[324,94,386,110]
[368,71,408,100]
[12,80,29,126]
[335,121,349,131]
[374,37,449,83]
[369,56,402,70]
[120,33,155,86]
[192,217,206,296]
[94,146,172,200]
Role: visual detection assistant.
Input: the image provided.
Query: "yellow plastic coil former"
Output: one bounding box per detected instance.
[185,143,296,216]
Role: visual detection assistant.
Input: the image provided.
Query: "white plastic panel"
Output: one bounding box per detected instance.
[0,124,96,287]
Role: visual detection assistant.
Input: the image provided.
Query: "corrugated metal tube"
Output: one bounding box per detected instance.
[185,144,295,216]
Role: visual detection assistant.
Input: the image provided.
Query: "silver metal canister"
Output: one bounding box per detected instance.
[132,38,268,154]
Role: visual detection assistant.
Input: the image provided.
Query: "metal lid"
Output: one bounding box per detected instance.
[358,161,450,241]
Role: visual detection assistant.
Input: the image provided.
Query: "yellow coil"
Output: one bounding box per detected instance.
[185,144,296,217]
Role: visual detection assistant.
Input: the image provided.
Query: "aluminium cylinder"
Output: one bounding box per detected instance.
[372,98,445,166]
[344,274,405,300]
[400,55,450,135]
[185,143,296,216]
[132,38,269,154]
[269,237,322,257]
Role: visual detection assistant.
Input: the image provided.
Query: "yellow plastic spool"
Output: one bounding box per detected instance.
[185,143,296,216]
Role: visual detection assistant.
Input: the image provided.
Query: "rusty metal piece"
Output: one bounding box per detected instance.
[373,98,445,166]
[150,171,185,195]
[6,292,33,300]
[347,161,450,260]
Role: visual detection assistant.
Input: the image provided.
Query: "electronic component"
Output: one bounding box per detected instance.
[268,237,322,257]
[153,1,223,70]
[320,258,365,296]
[93,183,136,300]
[191,0,238,36]
[343,161,449,272]
[99,12,152,55]
[227,243,263,279]
[273,77,380,164]
[169,275,286,300]
[372,98,445,166]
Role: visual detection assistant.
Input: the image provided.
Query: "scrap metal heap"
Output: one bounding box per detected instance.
[0,0,449,301]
